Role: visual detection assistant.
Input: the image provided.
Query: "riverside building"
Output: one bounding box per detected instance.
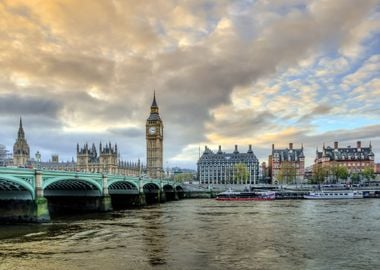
[268,143,305,184]
[314,141,375,173]
[197,145,259,185]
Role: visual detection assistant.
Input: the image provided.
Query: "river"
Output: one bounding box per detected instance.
[0,199,379,270]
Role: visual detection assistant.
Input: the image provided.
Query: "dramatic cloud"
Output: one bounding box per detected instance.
[0,0,379,168]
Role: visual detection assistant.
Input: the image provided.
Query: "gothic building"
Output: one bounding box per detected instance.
[146,92,164,178]
[269,143,305,184]
[13,118,30,166]
[197,145,259,185]
[76,142,142,175]
[314,141,375,174]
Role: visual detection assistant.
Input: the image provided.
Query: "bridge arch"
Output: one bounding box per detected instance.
[107,180,140,209]
[175,185,185,199]
[143,182,160,192]
[43,176,102,196]
[42,177,103,215]
[163,184,174,191]
[108,180,139,195]
[163,184,176,201]
[0,176,34,200]
[143,182,160,204]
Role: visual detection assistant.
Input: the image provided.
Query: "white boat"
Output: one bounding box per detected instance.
[304,190,363,199]
[216,189,276,201]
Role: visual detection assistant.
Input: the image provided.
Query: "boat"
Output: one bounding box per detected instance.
[216,189,276,201]
[304,190,363,199]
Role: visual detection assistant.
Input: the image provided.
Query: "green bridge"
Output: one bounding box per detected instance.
[0,167,185,222]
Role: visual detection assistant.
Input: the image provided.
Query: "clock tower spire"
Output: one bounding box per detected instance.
[146,91,164,178]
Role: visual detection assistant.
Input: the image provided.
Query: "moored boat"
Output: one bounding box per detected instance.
[216,189,276,201]
[304,190,363,199]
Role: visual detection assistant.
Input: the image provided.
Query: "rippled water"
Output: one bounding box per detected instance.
[0,199,379,270]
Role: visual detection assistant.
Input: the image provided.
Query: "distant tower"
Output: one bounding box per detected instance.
[13,117,30,166]
[146,92,164,178]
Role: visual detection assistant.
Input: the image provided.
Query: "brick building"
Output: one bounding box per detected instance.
[269,143,305,184]
[314,141,375,174]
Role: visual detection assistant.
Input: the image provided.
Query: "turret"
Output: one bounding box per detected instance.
[18,117,25,139]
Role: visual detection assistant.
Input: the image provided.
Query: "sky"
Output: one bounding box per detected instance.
[0,0,379,169]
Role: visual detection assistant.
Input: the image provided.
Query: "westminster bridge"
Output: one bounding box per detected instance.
[0,167,192,222]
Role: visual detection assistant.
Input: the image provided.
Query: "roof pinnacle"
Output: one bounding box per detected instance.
[151,90,158,107]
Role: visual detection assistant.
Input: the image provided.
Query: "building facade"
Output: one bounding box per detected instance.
[314,141,375,174]
[197,145,259,185]
[13,118,30,167]
[30,151,76,171]
[269,143,305,184]
[0,144,11,166]
[146,92,164,179]
[76,142,142,175]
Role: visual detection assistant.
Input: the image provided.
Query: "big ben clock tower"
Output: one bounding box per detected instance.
[146,92,164,178]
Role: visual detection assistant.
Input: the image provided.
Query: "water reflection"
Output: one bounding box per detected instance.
[140,206,168,266]
[0,199,379,270]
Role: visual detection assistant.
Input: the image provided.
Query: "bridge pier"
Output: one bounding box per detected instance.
[32,171,50,222]
[138,193,146,207]
[138,180,147,206]
[100,175,112,212]
[174,190,180,201]
[159,190,166,203]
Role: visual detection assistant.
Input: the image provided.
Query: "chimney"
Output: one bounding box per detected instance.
[357,141,361,149]
[234,145,239,153]
[248,144,253,153]
[219,145,221,151]
[334,141,338,149]
[272,144,275,153]
[289,143,293,150]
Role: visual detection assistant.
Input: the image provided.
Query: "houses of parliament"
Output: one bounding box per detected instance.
[8,93,164,179]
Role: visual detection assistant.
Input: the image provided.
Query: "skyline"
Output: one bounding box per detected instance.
[0,0,379,169]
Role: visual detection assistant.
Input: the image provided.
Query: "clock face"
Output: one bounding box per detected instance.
[149,127,156,135]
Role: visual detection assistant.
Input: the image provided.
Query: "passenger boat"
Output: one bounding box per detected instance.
[216,189,276,201]
[304,190,363,199]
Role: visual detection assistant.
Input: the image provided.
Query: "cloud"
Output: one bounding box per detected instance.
[108,127,144,138]
[0,93,62,116]
[0,0,379,169]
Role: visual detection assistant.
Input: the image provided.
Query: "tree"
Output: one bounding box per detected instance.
[362,166,375,184]
[327,162,338,183]
[174,173,194,183]
[277,161,297,184]
[326,162,349,183]
[312,164,327,184]
[350,173,361,184]
[336,166,349,182]
[233,163,249,184]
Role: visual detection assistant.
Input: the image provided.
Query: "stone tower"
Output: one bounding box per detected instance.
[146,92,164,178]
[13,117,30,166]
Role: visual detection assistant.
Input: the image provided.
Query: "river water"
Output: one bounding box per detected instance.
[0,199,379,270]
